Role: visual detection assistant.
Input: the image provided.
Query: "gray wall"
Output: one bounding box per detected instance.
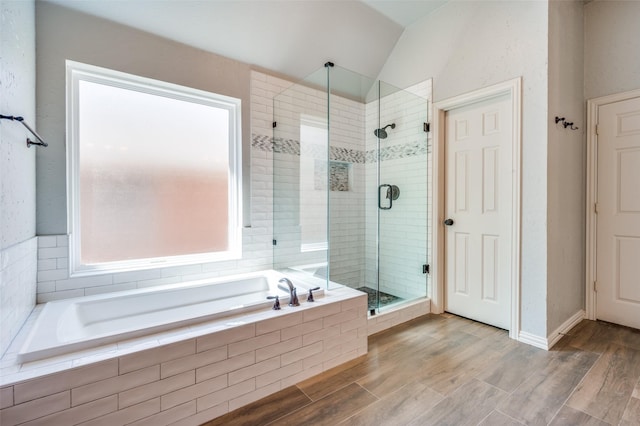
[546,0,585,335]
[1,0,37,356]
[378,0,550,338]
[35,2,252,235]
[585,0,640,100]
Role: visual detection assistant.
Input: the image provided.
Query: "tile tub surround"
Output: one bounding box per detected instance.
[1,238,38,358]
[0,287,367,426]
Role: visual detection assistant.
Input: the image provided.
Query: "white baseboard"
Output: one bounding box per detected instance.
[517,331,549,350]
[518,309,585,351]
[547,309,585,350]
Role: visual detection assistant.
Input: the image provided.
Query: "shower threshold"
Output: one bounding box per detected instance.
[356,287,403,311]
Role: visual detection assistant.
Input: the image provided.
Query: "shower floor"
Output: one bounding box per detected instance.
[356,287,403,311]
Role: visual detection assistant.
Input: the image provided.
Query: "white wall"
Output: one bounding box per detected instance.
[546,0,585,336]
[0,0,38,356]
[378,0,550,337]
[584,0,640,100]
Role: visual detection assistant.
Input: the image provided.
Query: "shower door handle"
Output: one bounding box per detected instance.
[378,184,392,210]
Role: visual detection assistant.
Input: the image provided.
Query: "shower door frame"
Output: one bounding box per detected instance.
[431,77,522,341]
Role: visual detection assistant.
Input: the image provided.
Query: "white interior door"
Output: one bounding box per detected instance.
[444,94,512,329]
[596,96,640,330]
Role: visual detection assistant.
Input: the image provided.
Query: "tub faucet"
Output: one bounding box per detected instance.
[278,278,300,306]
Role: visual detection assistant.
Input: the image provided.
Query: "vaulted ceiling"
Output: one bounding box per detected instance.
[44,0,446,81]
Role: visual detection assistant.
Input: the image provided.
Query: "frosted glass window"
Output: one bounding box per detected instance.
[67,61,241,275]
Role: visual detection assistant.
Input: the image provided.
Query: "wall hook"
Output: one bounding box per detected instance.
[555,116,578,131]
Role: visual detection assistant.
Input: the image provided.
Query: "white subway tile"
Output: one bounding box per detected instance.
[195,351,255,384]
[228,330,280,357]
[37,247,67,259]
[255,360,303,389]
[196,378,255,412]
[281,318,323,341]
[119,340,195,374]
[303,324,340,347]
[37,259,57,271]
[37,269,68,282]
[228,357,280,386]
[303,302,341,323]
[14,359,118,404]
[0,386,13,409]
[85,282,137,296]
[128,400,196,426]
[38,236,57,248]
[196,324,255,353]
[281,364,323,389]
[55,275,112,291]
[56,236,69,247]
[324,308,358,328]
[229,381,281,412]
[0,391,70,426]
[160,375,227,411]
[170,401,228,426]
[56,258,68,270]
[22,395,117,426]
[112,269,162,285]
[255,311,302,336]
[79,397,160,426]
[161,346,227,379]
[256,336,302,363]
[281,341,323,367]
[36,281,55,293]
[71,365,158,407]
[119,370,195,409]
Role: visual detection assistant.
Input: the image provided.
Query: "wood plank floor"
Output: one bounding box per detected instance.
[202,314,640,426]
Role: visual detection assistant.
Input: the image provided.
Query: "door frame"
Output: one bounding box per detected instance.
[585,88,640,321]
[431,78,522,339]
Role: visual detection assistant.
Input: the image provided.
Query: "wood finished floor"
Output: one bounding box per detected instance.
[202,314,640,426]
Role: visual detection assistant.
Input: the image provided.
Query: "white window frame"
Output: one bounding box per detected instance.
[66,61,242,277]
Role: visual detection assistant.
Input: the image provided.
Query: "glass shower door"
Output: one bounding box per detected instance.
[375,82,430,311]
[272,67,329,286]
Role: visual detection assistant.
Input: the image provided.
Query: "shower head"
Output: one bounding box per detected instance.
[374,123,396,139]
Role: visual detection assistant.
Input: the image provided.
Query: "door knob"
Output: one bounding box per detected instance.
[444,218,454,226]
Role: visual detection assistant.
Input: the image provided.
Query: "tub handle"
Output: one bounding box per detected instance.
[307,287,321,302]
[267,295,281,310]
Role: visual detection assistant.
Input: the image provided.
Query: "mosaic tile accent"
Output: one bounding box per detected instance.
[252,133,431,163]
[273,137,300,155]
[313,160,351,191]
[251,133,273,152]
[366,138,431,162]
[330,146,365,164]
[330,162,350,191]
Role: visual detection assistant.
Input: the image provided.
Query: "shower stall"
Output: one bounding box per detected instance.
[272,63,431,313]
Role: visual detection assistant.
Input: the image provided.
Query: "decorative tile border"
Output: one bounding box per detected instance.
[252,133,430,163]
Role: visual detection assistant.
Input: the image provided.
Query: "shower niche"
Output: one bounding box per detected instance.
[272,64,432,313]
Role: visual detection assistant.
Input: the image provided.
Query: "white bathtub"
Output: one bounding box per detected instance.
[18,270,321,363]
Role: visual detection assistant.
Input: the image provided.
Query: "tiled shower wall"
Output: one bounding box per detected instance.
[0,239,37,356]
[254,70,432,297]
[255,71,367,287]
